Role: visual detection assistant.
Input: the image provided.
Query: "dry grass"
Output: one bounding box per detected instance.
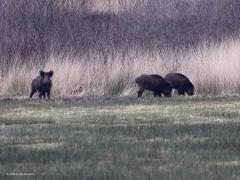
[1,0,240,98]
[1,38,240,97]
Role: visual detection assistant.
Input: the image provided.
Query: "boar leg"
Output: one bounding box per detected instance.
[39,93,43,99]
[137,89,144,97]
[42,93,46,99]
[178,89,185,96]
[153,91,158,97]
[46,90,51,99]
[30,88,37,98]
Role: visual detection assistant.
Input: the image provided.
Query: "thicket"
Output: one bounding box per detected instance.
[1,0,240,62]
[1,0,240,96]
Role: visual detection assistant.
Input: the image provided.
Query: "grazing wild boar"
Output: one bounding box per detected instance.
[136,74,172,97]
[30,70,54,99]
[164,73,194,96]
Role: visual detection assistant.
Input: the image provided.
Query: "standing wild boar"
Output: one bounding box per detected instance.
[164,73,194,96]
[136,74,172,97]
[30,70,54,99]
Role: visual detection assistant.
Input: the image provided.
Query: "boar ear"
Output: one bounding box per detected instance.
[39,70,44,77]
[48,70,54,77]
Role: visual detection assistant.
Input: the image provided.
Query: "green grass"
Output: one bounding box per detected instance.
[1,96,240,179]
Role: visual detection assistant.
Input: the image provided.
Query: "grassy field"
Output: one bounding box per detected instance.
[1,96,240,179]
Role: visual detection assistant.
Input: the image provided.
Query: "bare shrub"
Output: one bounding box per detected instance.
[1,0,240,65]
[1,0,240,97]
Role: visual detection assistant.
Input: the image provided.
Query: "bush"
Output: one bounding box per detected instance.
[1,0,240,97]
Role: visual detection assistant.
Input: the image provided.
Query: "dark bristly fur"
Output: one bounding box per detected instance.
[164,73,194,96]
[30,70,54,99]
[136,74,172,97]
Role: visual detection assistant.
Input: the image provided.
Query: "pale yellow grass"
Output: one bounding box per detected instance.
[1,38,240,97]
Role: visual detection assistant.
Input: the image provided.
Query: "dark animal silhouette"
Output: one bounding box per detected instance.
[136,74,172,97]
[30,70,54,99]
[164,73,194,96]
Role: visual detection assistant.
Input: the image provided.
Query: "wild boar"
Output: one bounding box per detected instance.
[164,73,194,96]
[136,74,172,97]
[30,70,54,99]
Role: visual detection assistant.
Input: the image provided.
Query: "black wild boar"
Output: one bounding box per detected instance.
[136,74,172,97]
[30,70,54,99]
[164,73,194,96]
